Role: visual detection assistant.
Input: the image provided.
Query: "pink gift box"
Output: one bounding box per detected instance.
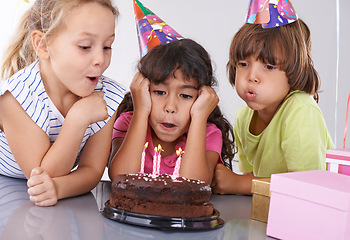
[326,149,350,175]
[267,170,350,240]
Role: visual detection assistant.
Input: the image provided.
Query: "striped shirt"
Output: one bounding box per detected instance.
[0,60,125,179]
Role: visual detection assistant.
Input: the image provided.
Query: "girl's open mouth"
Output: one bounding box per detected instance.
[88,76,97,81]
[87,76,99,85]
[162,123,176,129]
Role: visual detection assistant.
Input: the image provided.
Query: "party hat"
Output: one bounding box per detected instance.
[133,0,183,57]
[246,0,298,28]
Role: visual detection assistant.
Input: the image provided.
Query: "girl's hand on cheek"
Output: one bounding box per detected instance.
[130,72,151,116]
[191,86,219,120]
[27,167,58,207]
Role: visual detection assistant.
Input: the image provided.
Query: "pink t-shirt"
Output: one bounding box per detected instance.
[113,111,223,175]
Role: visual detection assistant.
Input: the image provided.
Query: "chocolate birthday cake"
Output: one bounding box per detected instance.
[110,173,214,218]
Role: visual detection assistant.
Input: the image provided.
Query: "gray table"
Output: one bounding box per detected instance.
[0,175,273,239]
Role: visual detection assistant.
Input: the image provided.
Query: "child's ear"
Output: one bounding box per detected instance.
[31,30,50,60]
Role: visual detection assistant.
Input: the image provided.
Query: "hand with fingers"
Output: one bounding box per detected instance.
[129,72,152,117]
[211,163,254,195]
[68,91,108,127]
[191,85,219,120]
[27,167,58,207]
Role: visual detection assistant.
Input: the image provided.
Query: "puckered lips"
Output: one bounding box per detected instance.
[245,88,257,100]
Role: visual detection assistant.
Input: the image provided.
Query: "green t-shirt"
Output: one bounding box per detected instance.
[234,90,334,177]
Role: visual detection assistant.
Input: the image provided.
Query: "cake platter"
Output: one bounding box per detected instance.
[102,200,224,231]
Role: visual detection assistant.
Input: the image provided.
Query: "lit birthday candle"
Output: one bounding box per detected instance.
[139,142,148,174]
[156,144,163,175]
[173,148,184,177]
[152,146,158,175]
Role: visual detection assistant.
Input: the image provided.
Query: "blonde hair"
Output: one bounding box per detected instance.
[227,19,320,102]
[1,0,118,81]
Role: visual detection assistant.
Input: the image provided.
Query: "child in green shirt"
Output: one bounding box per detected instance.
[212,17,334,195]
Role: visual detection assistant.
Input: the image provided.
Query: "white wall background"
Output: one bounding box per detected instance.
[1,0,349,149]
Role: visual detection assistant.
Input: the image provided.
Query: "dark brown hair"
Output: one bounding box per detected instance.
[117,39,235,169]
[227,19,320,102]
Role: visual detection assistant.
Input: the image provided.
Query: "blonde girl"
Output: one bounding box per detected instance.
[0,0,125,206]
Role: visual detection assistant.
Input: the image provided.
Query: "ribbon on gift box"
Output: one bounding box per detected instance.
[326,93,350,175]
[343,93,350,148]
